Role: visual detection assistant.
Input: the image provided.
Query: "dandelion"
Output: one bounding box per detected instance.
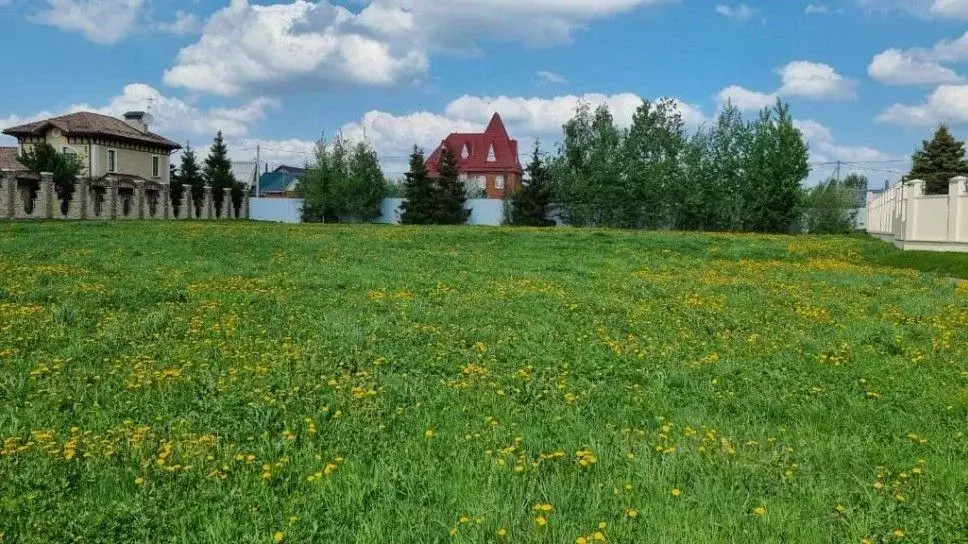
[273,531,285,543]
[425,429,436,438]
[536,516,547,527]
[754,506,767,516]
[672,488,682,497]
[626,508,639,519]
[893,529,905,539]
[533,503,554,513]
[497,528,507,538]
[598,522,607,529]
[449,528,457,537]
[134,477,145,485]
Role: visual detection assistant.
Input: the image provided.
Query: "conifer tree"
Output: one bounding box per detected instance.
[400,146,436,225]
[174,144,203,216]
[203,131,238,217]
[510,142,554,226]
[909,124,968,194]
[433,146,468,224]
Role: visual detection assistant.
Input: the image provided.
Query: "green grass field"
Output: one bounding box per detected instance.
[1,222,966,544]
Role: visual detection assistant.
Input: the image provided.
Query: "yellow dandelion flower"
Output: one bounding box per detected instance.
[598,521,607,529]
[672,488,682,497]
[459,516,469,524]
[273,531,285,543]
[577,538,589,544]
[593,531,606,541]
[835,504,846,513]
[626,508,639,519]
[449,528,457,537]
[536,516,547,527]
[893,529,904,539]
[425,429,436,438]
[135,477,145,485]
[754,506,767,516]
[497,528,507,538]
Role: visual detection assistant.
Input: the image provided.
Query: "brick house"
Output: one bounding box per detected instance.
[425,113,524,199]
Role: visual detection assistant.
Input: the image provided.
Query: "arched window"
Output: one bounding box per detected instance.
[495,175,505,190]
[461,144,470,160]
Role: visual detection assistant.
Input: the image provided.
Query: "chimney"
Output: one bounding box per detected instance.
[123,111,147,133]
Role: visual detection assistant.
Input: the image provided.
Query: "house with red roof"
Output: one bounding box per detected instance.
[425,113,524,199]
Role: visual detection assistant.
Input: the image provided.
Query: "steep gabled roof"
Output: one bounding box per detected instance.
[426,113,523,176]
[2,112,181,151]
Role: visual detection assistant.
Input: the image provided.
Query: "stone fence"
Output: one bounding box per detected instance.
[867,177,968,253]
[0,172,249,221]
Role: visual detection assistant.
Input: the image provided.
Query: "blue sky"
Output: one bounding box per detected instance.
[2,0,968,183]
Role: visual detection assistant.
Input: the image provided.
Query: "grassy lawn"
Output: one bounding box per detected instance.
[0,222,966,544]
[858,236,968,280]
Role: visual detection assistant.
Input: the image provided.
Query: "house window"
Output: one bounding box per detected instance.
[476,175,486,190]
[461,144,470,160]
[107,150,117,173]
[486,144,496,162]
[495,175,505,190]
[62,146,76,155]
[152,156,160,178]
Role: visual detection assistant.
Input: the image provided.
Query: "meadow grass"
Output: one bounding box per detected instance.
[0,222,966,544]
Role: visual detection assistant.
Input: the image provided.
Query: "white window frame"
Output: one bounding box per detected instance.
[486,144,496,162]
[476,175,486,190]
[152,156,160,178]
[495,175,505,190]
[107,149,118,173]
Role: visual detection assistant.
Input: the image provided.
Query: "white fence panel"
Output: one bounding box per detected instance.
[251,198,303,224]
[376,198,505,226]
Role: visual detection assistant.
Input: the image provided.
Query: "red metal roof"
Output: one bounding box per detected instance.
[426,113,523,176]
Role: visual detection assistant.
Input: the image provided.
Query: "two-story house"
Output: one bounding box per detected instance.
[425,113,524,199]
[3,111,182,218]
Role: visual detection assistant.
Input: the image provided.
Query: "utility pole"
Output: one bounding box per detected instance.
[255,144,261,198]
[834,160,842,182]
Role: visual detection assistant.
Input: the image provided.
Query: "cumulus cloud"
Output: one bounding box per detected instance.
[717,61,856,110]
[153,10,201,35]
[805,4,845,14]
[715,3,757,22]
[30,0,144,44]
[164,0,670,96]
[868,31,968,85]
[857,0,968,19]
[536,71,568,85]
[1,83,277,148]
[716,85,777,111]
[877,84,968,126]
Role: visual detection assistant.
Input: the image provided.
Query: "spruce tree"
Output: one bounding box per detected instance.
[175,144,203,216]
[510,142,553,226]
[400,147,436,225]
[203,131,238,217]
[433,146,468,224]
[909,124,968,194]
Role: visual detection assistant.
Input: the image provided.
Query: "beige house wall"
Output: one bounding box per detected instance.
[19,129,170,183]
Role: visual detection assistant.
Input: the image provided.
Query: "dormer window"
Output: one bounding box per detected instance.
[461,144,469,160]
[486,144,496,162]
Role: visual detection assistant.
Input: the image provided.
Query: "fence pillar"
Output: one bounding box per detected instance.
[221,188,232,219]
[67,179,87,220]
[106,178,118,219]
[180,185,192,219]
[951,176,968,243]
[202,186,213,220]
[161,184,171,219]
[133,180,145,220]
[241,191,249,219]
[0,174,11,219]
[36,173,54,219]
[902,179,925,241]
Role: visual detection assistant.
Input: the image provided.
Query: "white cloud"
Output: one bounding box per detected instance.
[153,10,201,35]
[536,71,568,85]
[715,3,757,21]
[805,4,845,14]
[30,0,144,44]
[717,61,855,110]
[931,0,968,17]
[794,119,908,183]
[716,85,777,111]
[857,0,968,19]
[164,0,671,96]
[877,84,968,126]
[777,61,858,99]
[1,83,277,148]
[868,31,968,85]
